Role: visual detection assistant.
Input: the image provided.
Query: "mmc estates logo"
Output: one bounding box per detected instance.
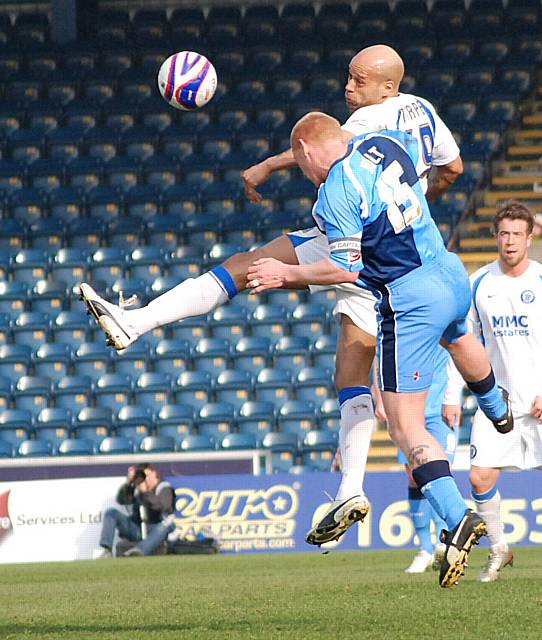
[0,490,12,543]
[173,484,299,549]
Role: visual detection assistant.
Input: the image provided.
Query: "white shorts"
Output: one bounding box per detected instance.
[288,226,378,337]
[470,410,542,471]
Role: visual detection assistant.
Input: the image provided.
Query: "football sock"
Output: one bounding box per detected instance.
[123,270,235,336]
[412,460,468,531]
[335,387,374,501]
[408,487,433,554]
[430,507,448,545]
[472,486,505,547]
[466,370,506,421]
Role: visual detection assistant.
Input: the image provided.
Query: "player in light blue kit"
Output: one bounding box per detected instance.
[247,112,514,588]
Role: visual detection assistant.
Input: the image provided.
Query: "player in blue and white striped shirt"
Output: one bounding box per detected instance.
[247,112,513,588]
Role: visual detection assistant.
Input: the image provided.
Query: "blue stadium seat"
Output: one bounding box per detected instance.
[295,366,333,403]
[0,375,11,410]
[236,400,275,445]
[277,400,317,440]
[123,185,161,219]
[273,336,311,377]
[255,368,293,404]
[221,432,258,450]
[19,439,52,457]
[134,372,172,412]
[67,157,102,192]
[155,404,194,441]
[319,398,341,433]
[0,344,31,381]
[197,402,234,440]
[114,405,151,446]
[145,216,184,252]
[28,219,65,251]
[0,218,25,252]
[66,219,102,251]
[128,247,164,283]
[265,290,305,312]
[179,434,216,452]
[13,375,51,412]
[311,334,337,369]
[36,407,73,430]
[29,279,67,315]
[89,247,126,282]
[85,186,121,220]
[192,337,231,375]
[72,342,110,378]
[94,373,132,412]
[0,281,28,319]
[213,369,253,411]
[139,434,176,453]
[231,336,272,374]
[169,317,207,343]
[99,435,134,455]
[290,303,327,338]
[175,371,211,412]
[48,188,84,223]
[111,341,150,377]
[301,430,338,471]
[58,438,95,456]
[251,304,289,339]
[164,245,202,279]
[12,311,51,349]
[0,440,13,458]
[53,310,90,346]
[152,339,191,377]
[261,431,298,473]
[54,375,92,412]
[11,249,49,287]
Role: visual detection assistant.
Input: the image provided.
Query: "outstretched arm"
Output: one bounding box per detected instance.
[426,155,463,201]
[242,149,297,203]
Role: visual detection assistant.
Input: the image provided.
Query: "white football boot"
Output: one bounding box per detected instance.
[306,495,370,546]
[432,542,446,570]
[79,283,138,351]
[479,543,514,583]
[404,549,433,573]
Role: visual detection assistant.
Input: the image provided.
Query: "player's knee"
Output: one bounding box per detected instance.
[469,467,495,494]
[221,251,253,287]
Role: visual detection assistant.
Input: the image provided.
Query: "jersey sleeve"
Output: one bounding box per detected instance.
[443,358,464,406]
[314,167,365,272]
[417,97,460,167]
[468,271,484,340]
[341,110,374,137]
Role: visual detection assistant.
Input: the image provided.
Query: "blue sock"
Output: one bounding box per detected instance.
[466,370,506,421]
[412,460,468,531]
[431,508,447,543]
[408,487,433,554]
[210,265,238,299]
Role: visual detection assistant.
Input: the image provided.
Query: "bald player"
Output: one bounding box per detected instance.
[247,112,514,587]
[79,45,462,547]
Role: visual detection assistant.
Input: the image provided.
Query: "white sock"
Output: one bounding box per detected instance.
[335,393,375,501]
[123,272,230,336]
[473,490,506,547]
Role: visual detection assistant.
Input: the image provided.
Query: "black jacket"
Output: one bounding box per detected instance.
[117,479,175,525]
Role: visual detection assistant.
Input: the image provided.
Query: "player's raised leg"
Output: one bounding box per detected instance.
[79,235,300,350]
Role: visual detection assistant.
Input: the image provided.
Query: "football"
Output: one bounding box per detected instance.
[157,50,217,111]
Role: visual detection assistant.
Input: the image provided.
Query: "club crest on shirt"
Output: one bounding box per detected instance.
[470,444,477,460]
[412,371,420,381]
[521,289,535,304]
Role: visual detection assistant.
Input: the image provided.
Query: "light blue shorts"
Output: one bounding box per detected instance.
[375,250,471,392]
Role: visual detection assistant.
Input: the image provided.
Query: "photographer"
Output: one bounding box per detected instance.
[96,464,176,558]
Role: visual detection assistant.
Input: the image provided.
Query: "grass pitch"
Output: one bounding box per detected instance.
[1,547,541,640]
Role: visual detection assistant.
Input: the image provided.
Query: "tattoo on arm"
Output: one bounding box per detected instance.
[408,445,431,468]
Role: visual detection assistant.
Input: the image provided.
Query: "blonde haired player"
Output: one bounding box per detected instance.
[469,200,542,582]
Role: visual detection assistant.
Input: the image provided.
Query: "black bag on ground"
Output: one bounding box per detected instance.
[168,537,221,555]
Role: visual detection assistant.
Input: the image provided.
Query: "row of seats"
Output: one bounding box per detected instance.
[0,427,337,472]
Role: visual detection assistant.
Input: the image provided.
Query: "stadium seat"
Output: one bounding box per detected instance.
[209,306,248,342]
[111,341,150,377]
[115,405,152,446]
[152,339,191,377]
[261,432,298,473]
[192,337,231,375]
[0,218,25,252]
[301,430,338,471]
[58,438,95,456]
[295,366,333,403]
[52,310,90,346]
[265,290,305,312]
[169,317,207,343]
[50,248,89,288]
[155,404,194,441]
[12,311,50,350]
[134,372,172,412]
[13,375,51,412]
[32,343,71,379]
[290,303,327,338]
[251,304,289,339]
[89,247,126,282]
[30,279,67,314]
[28,219,65,251]
[221,432,258,450]
[0,281,28,319]
[319,398,341,433]
[0,344,31,381]
[175,371,211,412]
[179,434,216,452]
[213,369,253,411]
[273,336,311,377]
[36,407,73,431]
[139,435,176,453]
[54,375,92,412]
[99,435,134,455]
[311,335,337,369]
[145,215,184,251]
[277,399,317,440]
[11,249,49,287]
[197,402,234,439]
[0,375,11,410]
[255,368,293,404]
[236,400,275,445]
[128,247,164,283]
[19,439,52,457]
[231,336,272,374]
[72,342,110,378]
[94,373,133,412]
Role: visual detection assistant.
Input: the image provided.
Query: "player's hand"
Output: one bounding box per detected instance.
[374,401,387,423]
[442,404,461,430]
[247,258,292,293]
[530,395,542,420]
[242,162,271,203]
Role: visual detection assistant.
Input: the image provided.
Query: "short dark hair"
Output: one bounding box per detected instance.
[494,200,534,235]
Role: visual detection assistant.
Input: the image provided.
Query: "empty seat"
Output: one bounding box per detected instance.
[273,336,311,376]
[175,371,211,411]
[301,430,338,471]
[99,435,134,455]
[11,249,49,287]
[221,432,258,450]
[12,312,50,349]
[213,369,252,411]
[179,434,215,452]
[0,440,13,458]
[295,366,333,403]
[58,437,95,456]
[13,375,51,412]
[0,281,28,319]
[72,342,110,378]
[231,336,272,374]
[251,304,289,339]
[111,341,150,377]
[54,375,92,412]
[290,303,327,338]
[32,343,70,378]
[255,368,293,404]
[19,439,52,457]
[261,431,298,473]
[115,405,152,446]
[209,306,248,342]
[192,337,231,374]
[319,398,341,433]
[139,434,175,453]
[277,399,317,439]
[0,344,31,381]
[94,373,132,412]
[155,404,194,441]
[53,310,90,345]
[134,372,172,412]
[197,402,234,439]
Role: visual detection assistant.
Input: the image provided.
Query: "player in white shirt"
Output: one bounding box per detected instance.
[79,45,463,546]
[468,200,542,582]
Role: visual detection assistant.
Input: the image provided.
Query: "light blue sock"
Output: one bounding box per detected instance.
[467,371,506,421]
[409,495,433,554]
[431,508,447,544]
[421,476,468,531]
